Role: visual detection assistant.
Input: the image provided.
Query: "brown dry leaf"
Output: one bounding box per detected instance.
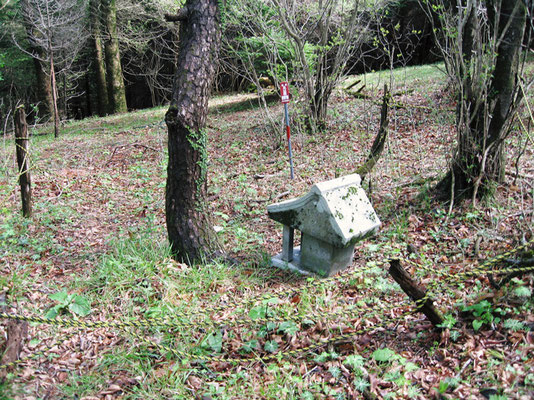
[57,372,68,383]
[290,293,301,304]
[100,384,123,395]
[187,375,203,390]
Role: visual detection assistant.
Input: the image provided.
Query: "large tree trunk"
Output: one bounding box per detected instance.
[102,0,127,114]
[437,0,527,201]
[165,0,220,263]
[90,0,109,116]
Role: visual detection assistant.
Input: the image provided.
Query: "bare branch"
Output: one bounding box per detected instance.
[165,7,189,22]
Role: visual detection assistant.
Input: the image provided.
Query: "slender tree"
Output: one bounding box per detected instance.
[115,0,179,107]
[31,56,54,118]
[165,0,220,263]
[423,0,529,202]
[18,0,88,137]
[272,0,368,132]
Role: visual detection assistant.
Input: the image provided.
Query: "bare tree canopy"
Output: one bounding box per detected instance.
[18,0,88,136]
[422,0,530,202]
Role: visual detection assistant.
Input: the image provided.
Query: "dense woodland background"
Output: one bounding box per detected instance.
[0,0,440,126]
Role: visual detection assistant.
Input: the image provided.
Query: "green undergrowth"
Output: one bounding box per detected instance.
[30,107,167,137]
[343,62,446,94]
[55,221,410,399]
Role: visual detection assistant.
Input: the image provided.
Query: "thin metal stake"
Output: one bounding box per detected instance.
[284,103,294,179]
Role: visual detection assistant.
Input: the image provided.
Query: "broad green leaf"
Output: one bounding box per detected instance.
[45,306,61,319]
[278,321,298,335]
[372,348,395,362]
[249,305,267,320]
[49,290,69,304]
[265,321,277,332]
[367,244,380,252]
[240,340,259,353]
[202,331,223,353]
[69,295,91,317]
[472,320,483,331]
[264,340,278,353]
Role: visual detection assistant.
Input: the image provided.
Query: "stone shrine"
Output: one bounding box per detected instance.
[267,174,380,276]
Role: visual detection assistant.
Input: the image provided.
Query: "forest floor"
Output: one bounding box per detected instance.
[1,62,534,400]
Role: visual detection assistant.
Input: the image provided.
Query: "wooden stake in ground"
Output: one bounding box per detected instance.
[356,84,390,178]
[389,259,444,327]
[0,292,28,380]
[15,106,32,217]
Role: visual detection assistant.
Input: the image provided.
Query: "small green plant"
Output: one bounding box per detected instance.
[200,331,223,353]
[314,351,339,363]
[264,340,278,353]
[240,339,260,353]
[436,376,460,394]
[46,290,91,318]
[278,321,298,336]
[372,347,396,362]
[462,300,505,331]
[353,376,370,392]
[438,313,461,340]
[343,354,365,372]
[503,319,525,331]
[488,395,507,400]
[513,285,532,298]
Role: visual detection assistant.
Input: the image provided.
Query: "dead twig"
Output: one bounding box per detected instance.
[273,190,291,201]
[106,142,160,165]
[249,190,291,204]
[344,79,361,91]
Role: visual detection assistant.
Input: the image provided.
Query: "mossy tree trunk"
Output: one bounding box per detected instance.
[165,0,220,263]
[435,0,527,201]
[90,0,109,116]
[102,0,127,114]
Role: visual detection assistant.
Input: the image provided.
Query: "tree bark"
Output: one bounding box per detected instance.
[356,84,390,178]
[15,107,32,218]
[102,0,127,114]
[32,57,54,118]
[90,0,109,116]
[165,0,220,263]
